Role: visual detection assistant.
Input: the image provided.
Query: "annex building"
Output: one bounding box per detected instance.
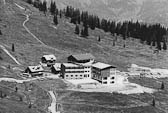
[92,62,117,85]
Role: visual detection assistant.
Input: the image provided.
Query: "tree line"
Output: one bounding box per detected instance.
[27,0,168,50]
[64,6,168,50]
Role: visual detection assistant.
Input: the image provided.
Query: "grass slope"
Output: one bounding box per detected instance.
[0,0,168,113]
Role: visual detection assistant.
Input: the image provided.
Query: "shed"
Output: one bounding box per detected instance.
[41,54,56,66]
[68,53,95,63]
[25,65,44,77]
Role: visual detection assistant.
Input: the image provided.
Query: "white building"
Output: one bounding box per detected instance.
[25,65,44,77]
[92,62,118,85]
[41,54,56,66]
[66,53,95,78]
[60,63,91,79]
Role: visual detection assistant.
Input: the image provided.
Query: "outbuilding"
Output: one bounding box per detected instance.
[51,63,61,74]
[25,65,44,77]
[67,53,95,64]
[92,62,117,85]
[41,54,56,66]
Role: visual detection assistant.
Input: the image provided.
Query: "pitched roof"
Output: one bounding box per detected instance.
[52,63,61,70]
[70,53,95,61]
[28,65,44,73]
[62,63,79,67]
[42,54,56,61]
[92,62,116,70]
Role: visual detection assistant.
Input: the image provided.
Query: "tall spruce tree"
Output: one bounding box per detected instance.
[12,43,15,52]
[75,24,80,35]
[81,28,84,37]
[50,1,56,15]
[152,97,155,107]
[0,30,2,35]
[42,0,47,14]
[163,42,167,50]
[83,25,89,37]
[161,82,165,90]
[27,0,32,4]
[53,14,58,25]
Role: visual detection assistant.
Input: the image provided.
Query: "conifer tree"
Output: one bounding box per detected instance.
[163,42,167,50]
[81,28,84,37]
[50,1,56,15]
[12,43,15,52]
[0,30,2,35]
[15,87,18,92]
[152,97,155,107]
[75,24,80,35]
[161,82,165,90]
[59,10,62,18]
[0,91,2,98]
[157,42,162,50]
[42,0,47,14]
[83,25,89,37]
[28,103,32,108]
[113,40,115,46]
[53,14,58,25]
[98,36,101,42]
[27,0,32,4]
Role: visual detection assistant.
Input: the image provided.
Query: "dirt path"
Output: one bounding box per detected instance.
[14,3,65,53]
[0,77,59,113]
[48,91,60,113]
[0,45,21,65]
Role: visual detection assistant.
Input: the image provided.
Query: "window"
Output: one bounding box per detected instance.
[111,77,115,79]
[111,81,114,84]
[66,75,69,77]
[84,75,87,77]
[80,75,83,77]
[88,75,90,77]
[71,75,73,77]
[103,82,107,84]
[103,77,107,80]
[76,75,78,77]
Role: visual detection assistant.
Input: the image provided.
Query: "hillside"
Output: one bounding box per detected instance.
[1,0,168,113]
[1,0,168,72]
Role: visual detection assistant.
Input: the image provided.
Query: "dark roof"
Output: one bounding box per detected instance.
[69,53,95,61]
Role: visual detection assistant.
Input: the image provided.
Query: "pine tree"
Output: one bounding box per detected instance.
[42,0,47,14]
[53,14,58,25]
[83,25,89,37]
[50,1,56,15]
[163,42,167,50]
[27,0,32,4]
[33,0,40,8]
[161,82,165,90]
[80,29,84,37]
[157,42,162,50]
[59,10,62,18]
[75,24,80,35]
[15,87,18,92]
[152,41,156,46]
[0,30,2,35]
[113,40,115,46]
[28,103,32,108]
[12,43,15,52]
[98,36,101,42]
[0,91,2,98]
[152,98,155,107]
